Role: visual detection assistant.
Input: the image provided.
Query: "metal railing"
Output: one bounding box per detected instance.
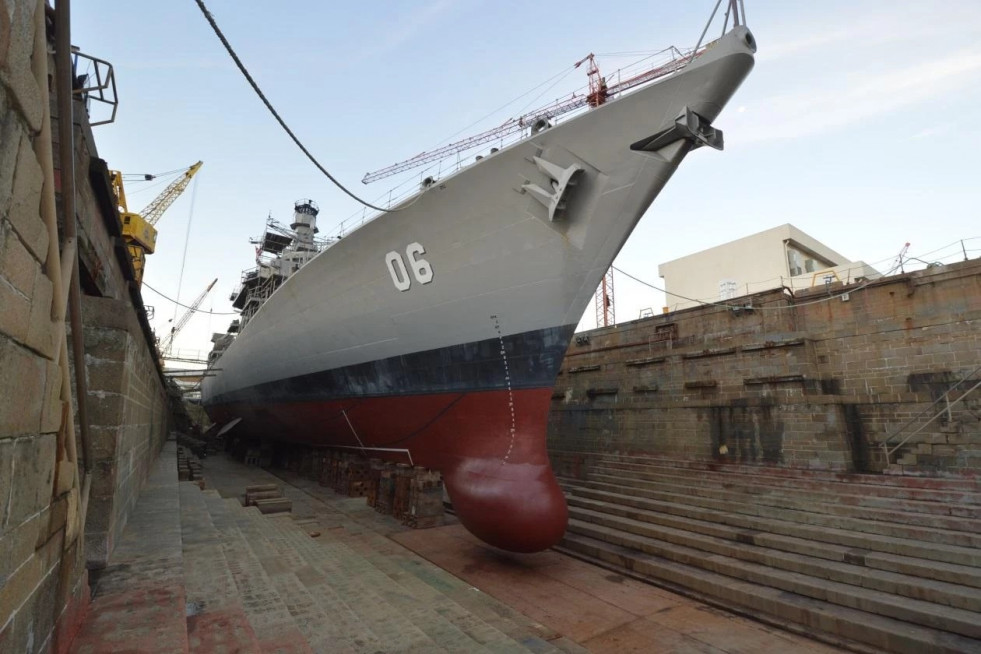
[881,364,981,465]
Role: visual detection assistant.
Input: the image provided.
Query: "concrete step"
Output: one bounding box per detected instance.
[566,492,981,591]
[565,518,981,640]
[588,462,981,521]
[590,455,981,500]
[198,492,315,652]
[566,477,981,554]
[178,483,262,653]
[558,532,981,654]
[569,501,981,614]
[326,521,574,653]
[563,483,981,567]
[586,469,981,533]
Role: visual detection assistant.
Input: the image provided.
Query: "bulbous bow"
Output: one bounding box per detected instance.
[443,458,568,553]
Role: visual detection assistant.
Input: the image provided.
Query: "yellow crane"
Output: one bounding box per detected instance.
[110,161,203,284]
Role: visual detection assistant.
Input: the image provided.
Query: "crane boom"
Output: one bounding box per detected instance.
[141,160,203,226]
[110,160,203,286]
[160,278,217,356]
[362,47,697,184]
[595,267,615,328]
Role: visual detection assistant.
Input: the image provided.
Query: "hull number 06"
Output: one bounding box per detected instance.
[385,242,433,291]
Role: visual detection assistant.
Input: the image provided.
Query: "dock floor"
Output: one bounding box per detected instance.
[71,444,842,653]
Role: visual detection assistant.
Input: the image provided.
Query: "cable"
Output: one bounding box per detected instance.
[511,65,578,120]
[124,175,175,198]
[614,238,978,315]
[432,64,579,149]
[611,257,905,312]
[122,166,188,181]
[192,0,410,214]
[143,282,237,315]
[171,175,200,323]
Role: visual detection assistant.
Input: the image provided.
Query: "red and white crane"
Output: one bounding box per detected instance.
[362,46,696,184]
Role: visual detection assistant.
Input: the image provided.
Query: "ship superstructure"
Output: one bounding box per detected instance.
[233,200,326,329]
[210,200,331,365]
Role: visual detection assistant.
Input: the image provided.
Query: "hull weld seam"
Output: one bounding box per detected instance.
[492,314,517,464]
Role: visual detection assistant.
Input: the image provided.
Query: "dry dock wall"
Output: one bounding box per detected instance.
[1,3,169,651]
[1,2,88,650]
[548,259,981,476]
[78,297,170,566]
[50,59,172,570]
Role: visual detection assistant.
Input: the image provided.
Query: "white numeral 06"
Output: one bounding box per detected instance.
[385,242,433,292]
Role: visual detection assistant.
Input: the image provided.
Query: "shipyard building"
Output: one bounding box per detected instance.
[658,223,881,311]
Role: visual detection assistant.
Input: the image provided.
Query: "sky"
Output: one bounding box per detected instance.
[71,1,981,363]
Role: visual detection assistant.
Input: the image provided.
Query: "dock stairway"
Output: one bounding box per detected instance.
[556,453,981,653]
[878,365,981,473]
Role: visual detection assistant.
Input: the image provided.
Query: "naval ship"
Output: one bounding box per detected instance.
[203,7,756,553]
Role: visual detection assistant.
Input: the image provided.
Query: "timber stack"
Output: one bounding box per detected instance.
[392,463,413,520]
[243,483,292,514]
[177,446,203,482]
[306,449,445,527]
[404,467,445,528]
[366,459,386,507]
[375,464,397,515]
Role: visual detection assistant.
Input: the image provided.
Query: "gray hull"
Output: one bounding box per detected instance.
[202,26,756,552]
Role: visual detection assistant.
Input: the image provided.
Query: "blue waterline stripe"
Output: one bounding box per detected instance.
[206,324,576,406]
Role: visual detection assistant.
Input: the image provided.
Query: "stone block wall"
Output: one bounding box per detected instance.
[548,259,981,475]
[1,1,89,650]
[80,296,168,566]
[2,2,172,650]
[42,9,171,570]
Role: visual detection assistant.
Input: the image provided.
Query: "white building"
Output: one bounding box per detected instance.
[657,224,880,312]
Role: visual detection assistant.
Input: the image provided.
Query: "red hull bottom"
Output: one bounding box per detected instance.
[206,388,568,552]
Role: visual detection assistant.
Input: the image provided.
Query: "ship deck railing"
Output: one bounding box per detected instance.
[324,43,697,244]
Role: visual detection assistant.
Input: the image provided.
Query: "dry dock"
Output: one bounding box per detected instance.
[3,3,981,652]
[69,443,842,653]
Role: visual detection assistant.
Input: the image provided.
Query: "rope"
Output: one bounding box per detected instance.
[612,256,905,313]
[171,175,199,324]
[192,0,411,213]
[143,281,237,315]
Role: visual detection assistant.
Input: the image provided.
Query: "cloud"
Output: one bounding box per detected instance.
[762,26,862,61]
[353,0,458,61]
[118,58,232,71]
[911,125,952,140]
[759,4,981,62]
[731,47,981,143]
